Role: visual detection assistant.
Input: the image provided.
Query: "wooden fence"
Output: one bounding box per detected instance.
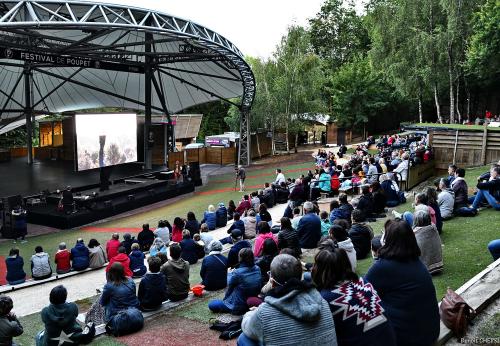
[430,127,500,169]
[167,147,237,168]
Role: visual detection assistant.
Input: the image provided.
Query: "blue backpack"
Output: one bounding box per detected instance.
[106,307,144,336]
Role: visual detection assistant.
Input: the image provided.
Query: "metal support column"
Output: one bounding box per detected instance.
[24,63,33,165]
[238,107,250,166]
[144,32,153,170]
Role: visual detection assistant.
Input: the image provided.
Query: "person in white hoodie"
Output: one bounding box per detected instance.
[328,225,357,271]
[31,246,52,280]
[437,179,455,220]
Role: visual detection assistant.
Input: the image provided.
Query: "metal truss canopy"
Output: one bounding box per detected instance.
[0,0,254,165]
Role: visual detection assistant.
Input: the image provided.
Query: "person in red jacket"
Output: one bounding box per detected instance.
[235,195,252,215]
[55,242,71,274]
[106,246,132,277]
[106,233,120,261]
[171,217,185,243]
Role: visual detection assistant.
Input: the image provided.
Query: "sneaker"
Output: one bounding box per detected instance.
[392,210,402,219]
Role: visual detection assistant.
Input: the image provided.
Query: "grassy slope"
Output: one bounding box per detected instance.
[414,122,500,132]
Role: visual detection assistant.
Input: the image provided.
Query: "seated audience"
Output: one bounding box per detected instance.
[488,239,500,261]
[256,239,279,285]
[215,202,228,228]
[227,200,236,221]
[70,238,90,271]
[201,205,217,230]
[138,224,155,252]
[356,185,374,218]
[31,246,52,280]
[371,181,387,214]
[200,241,228,291]
[138,256,167,311]
[242,209,257,239]
[451,168,469,210]
[154,220,170,244]
[399,193,436,227]
[180,230,201,265]
[0,295,23,345]
[228,212,245,234]
[253,222,278,257]
[297,201,322,249]
[437,179,454,220]
[380,174,400,207]
[364,219,440,346]
[349,209,374,260]
[291,207,302,230]
[55,242,71,274]
[106,233,121,261]
[312,248,396,346]
[185,212,200,237]
[38,285,88,346]
[5,248,26,285]
[251,192,261,210]
[120,233,138,255]
[149,237,168,257]
[160,243,190,301]
[238,254,337,346]
[236,195,252,215]
[277,217,301,258]
[371,235,382,260]
[319,211,332,237]
[393,153,409,182]
[199,223,214,254]
[338,193,354,222]
[171,217,185,243]
[106,246,132,278]
[328,227,357,271]
[208,248,261,315]
[470,165,500,211]
[101,263,140,322]
[88,239,107,269]
[412,210,443,274]
[129,243,147,277]
[257,203,272,226]
[227,230,252,268]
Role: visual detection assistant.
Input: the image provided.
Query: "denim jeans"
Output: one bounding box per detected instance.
[208,299,231,313]
[472,189,500,210]
[402,211,413,227]
[488,239,500,260]
[237,333,260,346]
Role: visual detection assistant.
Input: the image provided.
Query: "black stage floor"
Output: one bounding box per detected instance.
[0,158,168,198]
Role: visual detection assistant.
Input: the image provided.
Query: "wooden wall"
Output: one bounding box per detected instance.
[430,128,500,169]
[251,132,272,159]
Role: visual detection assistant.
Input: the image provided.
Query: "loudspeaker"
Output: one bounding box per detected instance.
[188,162,202,186]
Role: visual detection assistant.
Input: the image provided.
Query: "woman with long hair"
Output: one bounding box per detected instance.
[171,217,185,243]
[88,239,107,268]
[277,217,301,257]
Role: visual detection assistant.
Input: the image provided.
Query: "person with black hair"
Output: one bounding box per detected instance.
[236,195,252,215]
[277,217,301,258]
[348,209,374,260]
[312,248,396,346]
[437,179,454,220]
[470,165,500,211]
[38,285,88,346]
[154,220,170,244]
[371,181,387,215]
[256,238,279,285]
[101,263,140,322]
[227,212,245,234]
[356,185,374,218]
[138,256,167,311]
[364,219,440,346]
[31,246,52,280]
[226,230,252,268]
[171,217,185,243]
[328,225,357,271]
[161,243,190,301]
[120,233,138,255]
[227,200,236,221]
[451,168,468,210]
[137,224,155,252]
[70,238,90,271]
[371,235,382,260]
[5,248,26,285]
[337,194,354,222]
[88,239,107,269]
[0,295,23,345]
[253,221,278,257]
[184,212,200,237]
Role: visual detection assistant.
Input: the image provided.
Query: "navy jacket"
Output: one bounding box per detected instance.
[228,219,245,234]
[357,194,374,217]
[200,253,228,291]
[202,211,217,230]
[216,207,228,227]
[227,240,251,268]
[138,272,167,310]
[185,219,200,236]
[180,238,200,264]
[365,258,440,346]
[381,180,399,204]
[138,229,155,252]
[223,264,261,314]
[297,212,322,249]
[100,278,140,322]
[5,255,26,283]
[348,223,372,259]
[129,250,147,277]
[70,243,90,271]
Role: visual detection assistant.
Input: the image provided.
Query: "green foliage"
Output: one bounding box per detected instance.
[184,100,230,139]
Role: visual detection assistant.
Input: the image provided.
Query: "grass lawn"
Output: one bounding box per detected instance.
[412,122,500,132]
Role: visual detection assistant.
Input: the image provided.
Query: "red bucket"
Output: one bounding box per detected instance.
[191,284,205,297]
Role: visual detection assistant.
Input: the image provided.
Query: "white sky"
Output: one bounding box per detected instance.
[95,0,365,59]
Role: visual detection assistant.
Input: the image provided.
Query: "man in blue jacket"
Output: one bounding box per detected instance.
[70,239,90,271]
[215,202,228,228]
[297,202,322,249]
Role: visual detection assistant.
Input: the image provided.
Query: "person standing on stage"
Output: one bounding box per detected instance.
[236,165,246,192]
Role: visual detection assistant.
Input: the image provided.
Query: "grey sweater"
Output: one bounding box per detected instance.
[414,224,443,274]
[437,189,454,219]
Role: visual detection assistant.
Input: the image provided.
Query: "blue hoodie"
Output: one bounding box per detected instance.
[71,242,90,271]
[129,250,147,277]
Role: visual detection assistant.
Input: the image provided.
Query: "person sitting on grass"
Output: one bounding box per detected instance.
[38,285,92,346]
[216,202,228,228]
[488,239,500,261]
[356,185,374,219]
[201,205,217,231]
[106,246,132,278]
[208,248,261,315]
[185,212,200,237]
[470,165,500,212]
[101,263,140,322]
[277,217,301,258]
[412,210,443,275]
[312,249,396,346]
[55,242,71,275]
[200,240,228,291]
[348,209,374,260]
[88,239,107,269]
[397,193,436,227]
[70,238,90,271]
[437,179,455,220]
[154,220,170,244]
[371,181,387,215]
[138,256,167,311]
[138,224,155,252]
[129,243,147,278]
[120,233,138,255]
[338,193,354,223]
[149,237,168,257]
[253,222,278,258]
[5,248,26,286]
[228,212,245,235]
[380,174,400,207]
[0,295,23,346]
[180,229,201,265]
[451,168,469,211]
[160,243,190,302]
[226,230,252,268]
[371,235,382,260]
[106,233,121,261]
[320,211,331,237]
[238,254,337,346]
[31,246,52,280]
[328,226,357,272]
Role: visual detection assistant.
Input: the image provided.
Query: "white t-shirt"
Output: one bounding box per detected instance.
[275,173,286,185]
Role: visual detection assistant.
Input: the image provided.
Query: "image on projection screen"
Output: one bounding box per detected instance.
[75,113,137,171]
